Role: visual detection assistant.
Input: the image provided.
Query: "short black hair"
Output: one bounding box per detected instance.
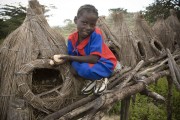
[77,4,98,18]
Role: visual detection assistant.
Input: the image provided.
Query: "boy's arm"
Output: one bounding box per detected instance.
[61,54,100,64]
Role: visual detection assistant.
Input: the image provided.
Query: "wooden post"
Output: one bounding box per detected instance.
[120,96,131,120]
[167,77,173,120]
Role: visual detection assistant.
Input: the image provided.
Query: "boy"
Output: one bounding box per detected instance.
[51,4,118,95]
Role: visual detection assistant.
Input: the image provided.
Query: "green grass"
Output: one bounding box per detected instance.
[108,77,180,120]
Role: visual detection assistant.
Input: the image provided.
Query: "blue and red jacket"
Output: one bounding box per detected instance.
[67,27,117,80]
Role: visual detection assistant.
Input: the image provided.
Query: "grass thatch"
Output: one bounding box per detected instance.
[165,9,180,47]
[96,16,121,61]
[0,0,82,119]
[111,12,138,67]
[133,13,164,60]
[152,15,175,52]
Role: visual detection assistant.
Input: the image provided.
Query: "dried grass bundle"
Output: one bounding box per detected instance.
[152,15,175,52]
[134,13,164,60]
[96,16,121,60]
[165,9,180,47]
[111,12,138,67]
[0,0,81,119]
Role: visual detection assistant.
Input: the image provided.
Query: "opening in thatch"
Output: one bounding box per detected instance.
[153,40,163,51]
[133,13,165,60]
[150,38,164,55]
[137,41,146,58]
[130,35,147,61]
[32,68,62,94]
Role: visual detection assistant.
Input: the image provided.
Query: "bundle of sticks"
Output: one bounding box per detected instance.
[38,48,180,120]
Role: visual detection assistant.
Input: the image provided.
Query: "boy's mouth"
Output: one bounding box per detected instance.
[81,31,91,38]
[82,31,89,36]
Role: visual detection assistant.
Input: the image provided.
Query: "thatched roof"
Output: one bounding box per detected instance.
[0,0,80,119]
[165,9,180,47]
[152,15,175,52]
[96,16,120,47]
[133,13,164,60]
[111,12,139,67]
[96,16,122,61]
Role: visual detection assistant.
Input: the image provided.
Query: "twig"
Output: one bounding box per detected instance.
[167,49,180,91]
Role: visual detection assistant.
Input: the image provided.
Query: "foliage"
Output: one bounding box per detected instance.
[108,101,121,115]
[144,0,180,23]
[171,82,180,120]
[129,78,168,120]
[109,77,180,120]
[54,19,76,39]
[0,3,54,41]
[130,98,167,120]
[109,8,127,14]
[0,4,26,40]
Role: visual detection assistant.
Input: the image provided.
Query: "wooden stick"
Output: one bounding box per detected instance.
[59,100,95,120]
[118,60,144,89]
[140,88,165,102]
[43,71,169,120]
[120,97,131,120]
[167,77,173,120]
[16,59,53,75]
[138,58,168,76]
[102,71,169,108]
[43,95,97,120]
[167,49,180,91]
[167,49,180,83]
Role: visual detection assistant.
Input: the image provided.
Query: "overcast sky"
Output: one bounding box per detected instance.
[0,0,155,26]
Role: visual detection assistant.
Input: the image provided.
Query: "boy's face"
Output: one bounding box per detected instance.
[75,11,98,40]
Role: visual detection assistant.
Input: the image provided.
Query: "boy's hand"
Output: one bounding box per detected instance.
[53,54,65,63]
[49,54,68,66]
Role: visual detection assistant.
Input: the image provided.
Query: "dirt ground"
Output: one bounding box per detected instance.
[102,115,119,120]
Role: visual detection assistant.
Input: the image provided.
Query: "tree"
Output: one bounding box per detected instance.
[0,4,26,40]
[144,0,180,23]
[0,3,55,40]
[109,8,127,14]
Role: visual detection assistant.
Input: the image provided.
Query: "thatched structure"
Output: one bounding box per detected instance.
[110,12,144,120]
[165,9,180,47]
[134,13,164,60]
[111,12,139,67]
[1,1,180,120]
[152,15,175,52]
[96,16,121,60]
[0,0,81,119]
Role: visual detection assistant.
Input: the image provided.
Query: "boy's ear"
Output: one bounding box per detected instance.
[74,16,77,24]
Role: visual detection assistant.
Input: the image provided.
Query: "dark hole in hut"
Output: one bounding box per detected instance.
[154,41,163,51]
[32,68,63,94]
[137,42,145,57]
[109,47,120,60]
[174,41,179,49]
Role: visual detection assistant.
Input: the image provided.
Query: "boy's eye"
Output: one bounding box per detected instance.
[82,21,87,24]
[81,21,96,27]
[90,23,96,27]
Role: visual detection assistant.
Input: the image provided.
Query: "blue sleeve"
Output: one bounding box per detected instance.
[67,40,74,55]
[90,33,103,55]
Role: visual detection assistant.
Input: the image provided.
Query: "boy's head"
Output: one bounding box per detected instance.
[74,4,99,40]
[77,4,98,18]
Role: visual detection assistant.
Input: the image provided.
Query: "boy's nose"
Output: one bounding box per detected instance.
[86,24,92,30]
